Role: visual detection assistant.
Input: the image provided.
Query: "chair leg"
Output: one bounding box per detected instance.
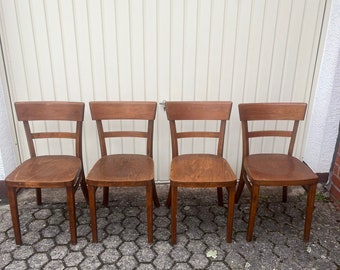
[152,180,160,208]
[66,187,77,245]
[88,185,98,243]
[171,184,178,244]
[165,186,171,208]
[7,186,22,245]
[36,188,42,205]
[102,187,109,207]
[282,186,288,202]
[226,185,235,243]
[217,187,223,206]
[235,170,246,203]
[146,184,153,243]
[304,183,316,242]
[246,184,260,242]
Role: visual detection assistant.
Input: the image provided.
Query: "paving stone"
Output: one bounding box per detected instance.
[43,260,65,270]
[79,256,102,269]
[136,247,156,263]
[188,253,209,269]
[34,238,55,252]
[100,248,121,264]
[49,245,69,260]
[4,260,28,270]
[28,253,49,269]
[64,251,84,267]
[152,254,174,270]
[116,255,138,270]
[170,246,191,262]
[119,241,139,256]
[0,253,12,269]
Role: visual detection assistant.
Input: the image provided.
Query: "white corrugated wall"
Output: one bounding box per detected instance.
[0,0,328,181]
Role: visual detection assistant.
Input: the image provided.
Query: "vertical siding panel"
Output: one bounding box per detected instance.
[182,0,197,101]
[130,0,147,155]
[207,0,225,101]
[279,0,306,101]
[115,0,132,99]
[29,1,55,100]
[170,0,184,101]
[87,0,107,100]
[194,0,211,153]
[156,0,171,180]
[72,0,97,171]
[205,0,225,155]
[14,0,40,100]
[130,0,145,101]
[43,0,68,100]
[102,0,120,101]
[0,1,29,161]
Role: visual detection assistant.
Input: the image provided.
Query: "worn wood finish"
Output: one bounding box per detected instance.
[5,101,88,245]
[87,101,160,244]
[235,102,318,242]
[165,101,236,244]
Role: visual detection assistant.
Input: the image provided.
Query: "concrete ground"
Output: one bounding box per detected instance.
[0,183,339,269]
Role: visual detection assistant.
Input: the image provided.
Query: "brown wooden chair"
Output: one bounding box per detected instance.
[235,102,318,242]
[5,101,88,245]
[87,101,160,243]
[165,101,237,244]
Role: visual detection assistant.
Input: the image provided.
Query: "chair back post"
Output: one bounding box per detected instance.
[89,101,157,158]
[15,101,85,159]
[238,102,307,157]
[165,101,232,158]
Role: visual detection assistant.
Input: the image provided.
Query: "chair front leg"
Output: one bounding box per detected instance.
[146,184,153,243]
[88,185,98,243]
[66,187,77,244]
[171,184,178,244]
[304,183,316,242]
[7,186,22,245]
[226,185,235,243]
[246,184,260,242]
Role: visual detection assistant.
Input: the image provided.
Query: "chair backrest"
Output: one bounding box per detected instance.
[15,101,85,159]
[238,102,307,157]
[165,101,232,158]
[89,101,157,157]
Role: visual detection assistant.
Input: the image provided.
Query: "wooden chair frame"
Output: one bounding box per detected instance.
[235,102,318,242]
[5,101,88,245]
[165,101,236,244]
[87,101,160,243]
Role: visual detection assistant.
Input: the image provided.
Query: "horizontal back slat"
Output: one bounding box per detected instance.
[90,102,157,120]
[239,103,307,121]
[15,102,85,121]
[166,101,232,120]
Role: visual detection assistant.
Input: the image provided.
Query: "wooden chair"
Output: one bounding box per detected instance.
[235,102,318,242]
[5,101,88,245]
[87,101,160,243]
[165,101,237,244]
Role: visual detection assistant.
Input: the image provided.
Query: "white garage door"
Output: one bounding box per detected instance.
[0,0,329,181]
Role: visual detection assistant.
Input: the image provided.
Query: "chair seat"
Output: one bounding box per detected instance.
[170,154,236,186]
[87,154,154,185]
[6,155,81,188]
[245,154,317,185]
